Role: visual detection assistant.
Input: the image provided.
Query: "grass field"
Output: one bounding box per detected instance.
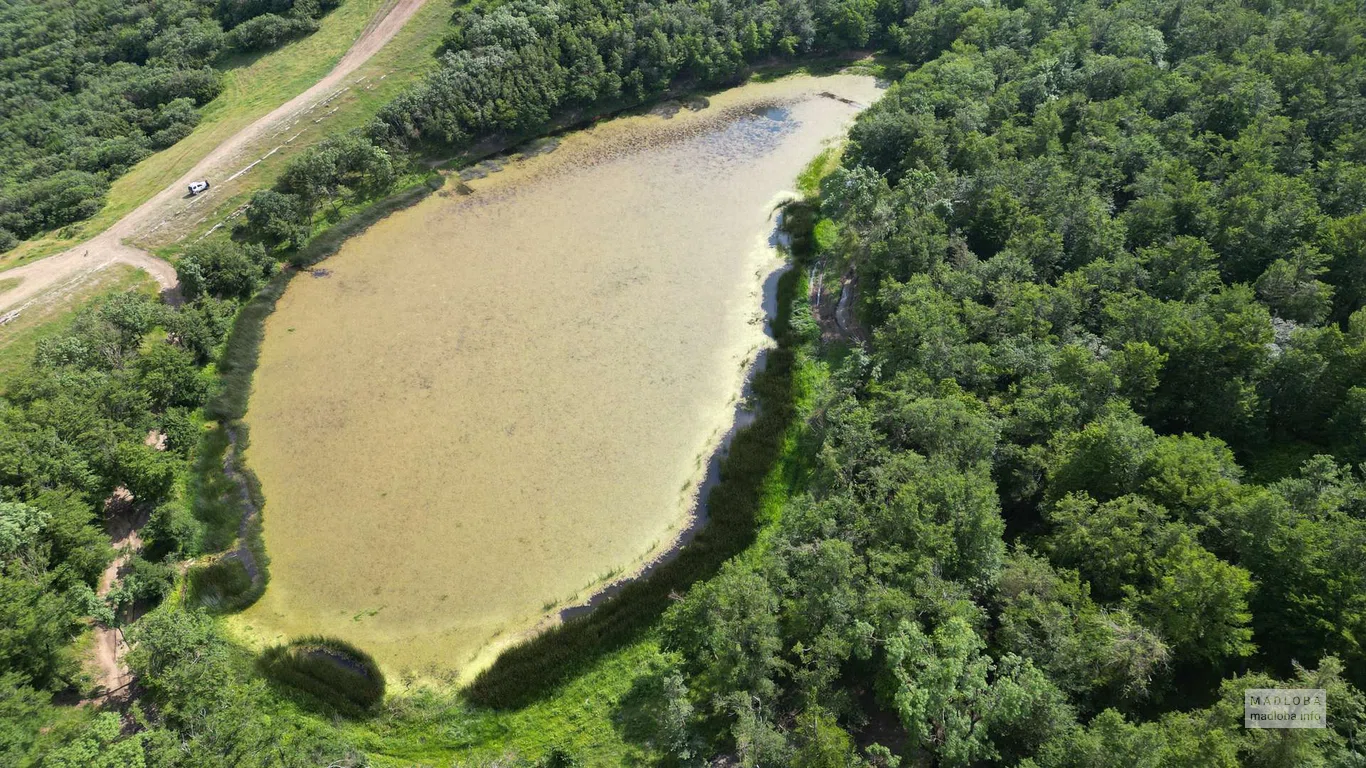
[0,0,452,268]
[0,266,159,381]
[356,640,663,765]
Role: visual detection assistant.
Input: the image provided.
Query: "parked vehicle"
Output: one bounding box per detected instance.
[188,180,210,196]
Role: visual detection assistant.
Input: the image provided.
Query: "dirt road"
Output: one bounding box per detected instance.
[0,0,428,316]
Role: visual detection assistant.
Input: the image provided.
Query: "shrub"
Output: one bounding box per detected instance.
[159,408,201,458]
[177,240,275,301]
[113,442,178,507]
[186,557,255,612]
[257,636,385,715]
[136,343,209,411]
[226,14,319,51]
[216,0,302,29]
[0,170,109,238]
[238,189,310,248]
[108,556,177,616]
[144,501,200,560]
[151,121,196,149]
[125,67,223,108]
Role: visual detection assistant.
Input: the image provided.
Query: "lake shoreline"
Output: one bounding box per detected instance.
[203,70,882,683]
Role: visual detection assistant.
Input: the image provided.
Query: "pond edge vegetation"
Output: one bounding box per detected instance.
[257,635,387,715]
[185,61,875,675]
[466,227,811,710]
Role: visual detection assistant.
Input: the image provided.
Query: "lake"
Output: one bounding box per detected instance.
[235,73,883,677]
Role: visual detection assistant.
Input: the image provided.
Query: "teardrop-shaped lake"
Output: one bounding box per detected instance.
[236,73,882,676]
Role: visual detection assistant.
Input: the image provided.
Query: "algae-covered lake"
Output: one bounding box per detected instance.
[236,73,882,676]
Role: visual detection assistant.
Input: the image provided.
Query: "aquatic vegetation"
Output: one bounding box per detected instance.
[237,75,881,677]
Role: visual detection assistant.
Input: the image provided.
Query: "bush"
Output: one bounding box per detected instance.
[257,636,385,715]
[113,442,178,507]
[144,501,200,560]
[136,343,210,411]
[226,13,319,51]
[159,408,201,458]
[150,121,197,149]
[238,189,310,248]
[216,0,302,29]
[125,67,223,109]
[0,170,109,238]
[147,18,226,67]
[166,297,237,364]
[237,132,402,247]
[177,240,275,301]
[108,556,177,614]
[69,136,152,176]
[186,557,255,612]
[0,673,51,765]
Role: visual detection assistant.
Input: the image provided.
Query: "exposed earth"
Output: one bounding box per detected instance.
[0,0,430,318]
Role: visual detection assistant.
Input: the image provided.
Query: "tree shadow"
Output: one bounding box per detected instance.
[464,270,805,711]
[613,669,672,767]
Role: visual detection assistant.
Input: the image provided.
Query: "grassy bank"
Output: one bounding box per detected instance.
[289,174,445,268]
[184,259,287,610]
[259,635,387,716]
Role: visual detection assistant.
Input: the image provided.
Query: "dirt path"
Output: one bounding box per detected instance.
[0,0,429,315]
[87,491,146,704]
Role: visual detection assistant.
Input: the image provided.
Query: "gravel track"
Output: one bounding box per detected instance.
[0,0,429,316]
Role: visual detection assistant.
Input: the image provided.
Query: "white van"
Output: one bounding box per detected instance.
[187,180,210,196]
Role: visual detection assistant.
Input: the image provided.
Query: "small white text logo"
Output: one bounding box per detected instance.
[1245,688,1326,729]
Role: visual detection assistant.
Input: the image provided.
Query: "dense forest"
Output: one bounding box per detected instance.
[650,0,1366,761]
[660,23,1366,768]
[0,0,340,250]
[3,0,1366,762]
